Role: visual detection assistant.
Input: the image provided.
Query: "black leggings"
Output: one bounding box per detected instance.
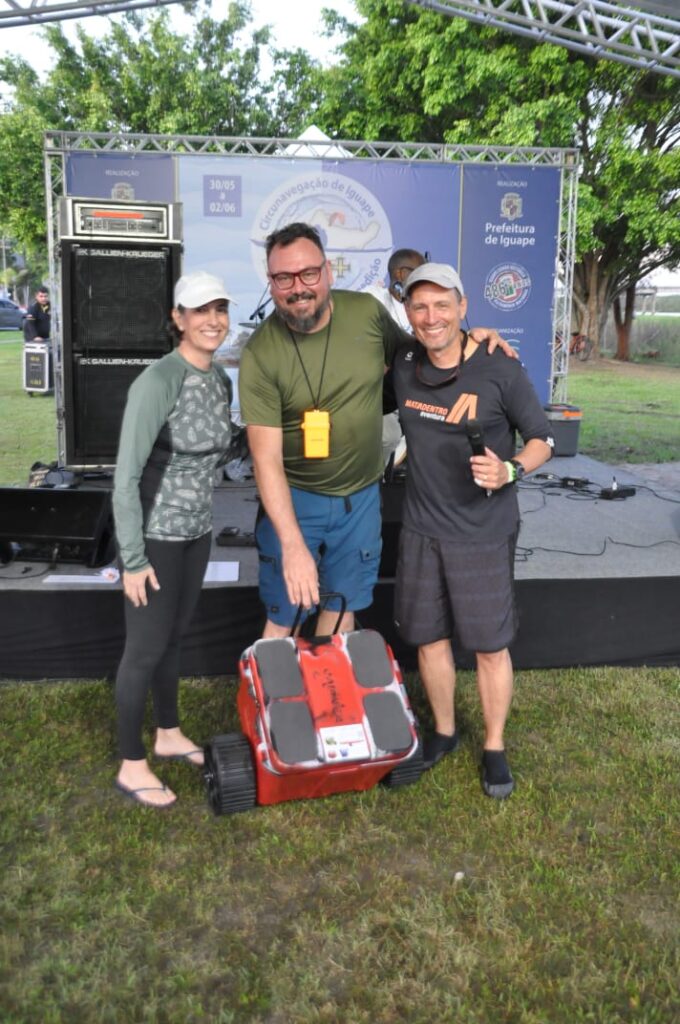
[115,532,211,760]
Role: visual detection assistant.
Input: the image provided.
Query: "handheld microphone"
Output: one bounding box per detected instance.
[465,419,491,496]
[465,419,486,457]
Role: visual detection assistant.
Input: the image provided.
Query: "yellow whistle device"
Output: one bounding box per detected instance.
[301,409,330,458]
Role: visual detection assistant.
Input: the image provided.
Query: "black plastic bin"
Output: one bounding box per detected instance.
[544,404,582,457]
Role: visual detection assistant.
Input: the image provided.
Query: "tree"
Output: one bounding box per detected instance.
[265,47,325,139]
[572,68,680,357]
[315,0,680,358]
[0,2,321,258]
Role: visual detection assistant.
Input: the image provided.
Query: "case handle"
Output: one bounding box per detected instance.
[290,592,347,637]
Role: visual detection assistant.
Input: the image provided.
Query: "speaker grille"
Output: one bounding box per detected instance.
[73,356,157,459]
[71,246,173,352]
[61,238,180,466]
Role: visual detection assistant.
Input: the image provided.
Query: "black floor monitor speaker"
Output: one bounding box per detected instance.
[0,487,115,567]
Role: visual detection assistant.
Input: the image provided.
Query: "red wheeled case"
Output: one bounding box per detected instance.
[204,627,423,815]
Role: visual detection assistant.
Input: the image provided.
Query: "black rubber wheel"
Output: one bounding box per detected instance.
[381,741,424,789]
[204,733,257,815]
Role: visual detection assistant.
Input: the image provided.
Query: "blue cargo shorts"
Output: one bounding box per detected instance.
[256,482,382,627]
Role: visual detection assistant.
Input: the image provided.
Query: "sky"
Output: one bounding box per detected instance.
[0,0,361,77]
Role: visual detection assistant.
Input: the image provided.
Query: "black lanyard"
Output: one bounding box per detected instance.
[287,314,333,409]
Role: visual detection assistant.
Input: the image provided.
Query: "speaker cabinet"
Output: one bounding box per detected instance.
[0,487,115,567]
[61,239,181,466]
[70,354,158,462]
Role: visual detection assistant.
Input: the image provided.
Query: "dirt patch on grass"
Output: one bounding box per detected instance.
[625,894,680,940]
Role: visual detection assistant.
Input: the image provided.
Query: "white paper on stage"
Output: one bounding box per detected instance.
[43,563,239,584]
[203,561,240,583]
[44,573,118,584]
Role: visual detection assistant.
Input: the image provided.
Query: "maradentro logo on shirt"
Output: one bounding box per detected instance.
[404,393,478,424]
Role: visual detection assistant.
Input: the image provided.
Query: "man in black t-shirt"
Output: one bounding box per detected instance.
[392,263,553,799]
[23,286,51,343]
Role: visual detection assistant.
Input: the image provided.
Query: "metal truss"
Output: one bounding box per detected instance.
[0,0,180,29]
[45,131,578,458]
[406,1,680,78]
[5,1,678,80]
[552,150,578,400]
[46,130,576,164]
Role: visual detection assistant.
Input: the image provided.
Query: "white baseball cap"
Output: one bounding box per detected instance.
[174,270,235,309]
[404,262,465,298]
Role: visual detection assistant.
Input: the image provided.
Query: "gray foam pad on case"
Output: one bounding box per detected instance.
[254,639,304,699]
[363,691,412,753]
[269,702,318,764]
[346,630,393,688]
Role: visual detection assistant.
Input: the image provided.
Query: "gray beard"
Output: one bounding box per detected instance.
[276,294,331,334]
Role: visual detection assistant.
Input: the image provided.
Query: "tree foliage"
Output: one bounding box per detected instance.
[2,0,678,360]
[0,1,322,259]
[572,66,680,353]
[315,0,680,355]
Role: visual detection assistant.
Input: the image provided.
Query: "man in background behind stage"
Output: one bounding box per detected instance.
[392,262,553,799]
[367,248,426,467]
[23,286,51,344]
[366,248,425,331]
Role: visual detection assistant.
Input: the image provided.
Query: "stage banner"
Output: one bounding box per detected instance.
[459,165,561,404]
[178,155,460,334]
[61,150,562,403]
[65,153,175,202]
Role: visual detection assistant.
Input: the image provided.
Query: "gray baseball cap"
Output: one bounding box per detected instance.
[404,262,465,298]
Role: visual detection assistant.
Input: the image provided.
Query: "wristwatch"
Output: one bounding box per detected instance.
[509,458,526,483]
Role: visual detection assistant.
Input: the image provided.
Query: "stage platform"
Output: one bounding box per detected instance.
[1,453,679,680]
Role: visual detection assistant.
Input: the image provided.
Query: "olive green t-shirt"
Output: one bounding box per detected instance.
[239,290,407,496]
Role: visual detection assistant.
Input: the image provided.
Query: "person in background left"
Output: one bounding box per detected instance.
[23,285,50,343]
[112,271,234,808]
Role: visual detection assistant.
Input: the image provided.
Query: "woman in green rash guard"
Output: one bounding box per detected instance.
[112,271,234,808]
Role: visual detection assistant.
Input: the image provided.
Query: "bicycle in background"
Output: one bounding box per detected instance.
[568,331,593,361]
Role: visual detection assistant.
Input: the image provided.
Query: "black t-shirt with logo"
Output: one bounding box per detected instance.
[391,342,552,541]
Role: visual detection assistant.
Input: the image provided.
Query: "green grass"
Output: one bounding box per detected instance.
[1,668,678,1023]
[0,338,58,485]
[566,359,680,464]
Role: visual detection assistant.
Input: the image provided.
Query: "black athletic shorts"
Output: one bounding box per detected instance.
[394,527,518,652]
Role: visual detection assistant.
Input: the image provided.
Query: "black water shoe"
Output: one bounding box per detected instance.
[422,730,459,770]
[481,749,514,800]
